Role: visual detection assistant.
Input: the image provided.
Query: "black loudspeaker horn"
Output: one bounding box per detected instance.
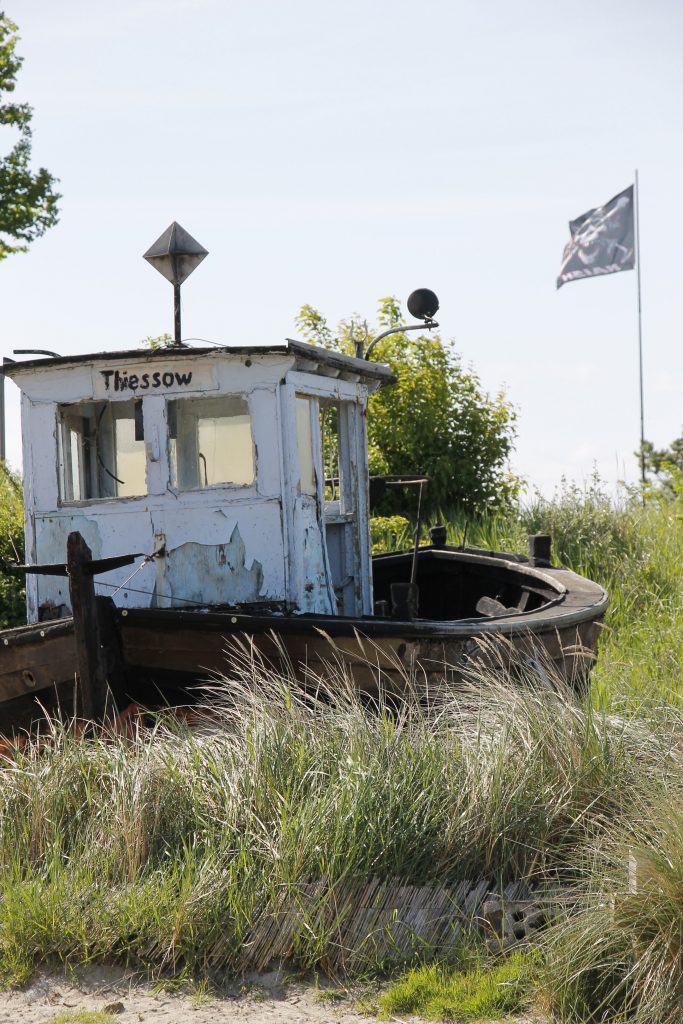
[407,288,439,320]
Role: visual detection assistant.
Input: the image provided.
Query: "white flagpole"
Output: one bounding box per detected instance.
[635,169,646,489]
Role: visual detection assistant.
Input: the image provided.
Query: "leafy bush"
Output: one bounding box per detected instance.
[296,298,517,514]
[0,462,25,627]
[369,514,410,553]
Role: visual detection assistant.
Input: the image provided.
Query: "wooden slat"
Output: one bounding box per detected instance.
[243,875,552,972]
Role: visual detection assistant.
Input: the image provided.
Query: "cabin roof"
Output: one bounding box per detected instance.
[3,339,395,385]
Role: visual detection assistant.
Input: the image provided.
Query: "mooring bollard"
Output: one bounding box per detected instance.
[528,534,552,567]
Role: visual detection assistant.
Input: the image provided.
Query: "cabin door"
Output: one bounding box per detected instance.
[319,398,369,616]
[292,386,372,617]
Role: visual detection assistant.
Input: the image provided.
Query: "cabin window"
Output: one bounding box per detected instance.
[168,395,254,489]
[296,396,317,496]
[294,397,351,505]
[320,401,342,505]
[57,400,146,501]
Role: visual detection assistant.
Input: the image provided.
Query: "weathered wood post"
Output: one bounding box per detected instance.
[67,531,108,723]
[528,534,552,567]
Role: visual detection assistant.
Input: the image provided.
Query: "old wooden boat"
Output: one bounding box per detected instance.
[0,329,607,726]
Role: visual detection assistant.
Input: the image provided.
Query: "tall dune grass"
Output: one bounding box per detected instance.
[0,644,679,985]
[540,795,683,1023]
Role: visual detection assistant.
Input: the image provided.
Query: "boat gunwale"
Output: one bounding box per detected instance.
[0,549,609,650]
[372,547,568,595]
[115,550,608,641]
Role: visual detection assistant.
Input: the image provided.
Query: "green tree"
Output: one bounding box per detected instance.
[296,297,517,513]
[0,462,24,627]
[640,431,683,500]
[0,12,60,260]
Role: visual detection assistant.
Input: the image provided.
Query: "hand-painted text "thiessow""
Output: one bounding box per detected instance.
[100,369,193,392]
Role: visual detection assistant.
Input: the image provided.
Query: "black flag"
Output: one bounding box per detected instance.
[557,186,635,289]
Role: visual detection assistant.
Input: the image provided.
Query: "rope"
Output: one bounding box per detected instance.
[96,579,209,608]
[108,546,164,599]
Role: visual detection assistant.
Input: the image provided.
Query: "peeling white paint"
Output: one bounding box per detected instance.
[157,527,264,608]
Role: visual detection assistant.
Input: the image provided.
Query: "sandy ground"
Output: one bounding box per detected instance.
[0,966,549,1023]
[0,967,381,1024]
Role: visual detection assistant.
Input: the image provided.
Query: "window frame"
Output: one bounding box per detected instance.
[166,392,257,493]
[56,398,147,505]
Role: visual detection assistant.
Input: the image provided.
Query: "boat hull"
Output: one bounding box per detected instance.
[118,611,604,697]
[0,546,608,724]
[117,585,605,696]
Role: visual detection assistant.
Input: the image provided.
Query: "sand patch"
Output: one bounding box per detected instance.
[0,967,373,1024]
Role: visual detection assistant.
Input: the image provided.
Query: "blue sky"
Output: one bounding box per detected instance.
[3,0,682,494]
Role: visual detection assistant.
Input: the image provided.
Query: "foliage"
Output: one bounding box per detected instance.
[521,473,644,582]
[142,332,174,350]
[378,951,536,1021]
[417,476,682,709]
[369,515,410,553]
[296,298,517,514]
[640,429,683,500]
[0,461,24,627]
[0,13,60,260]
[517,477,683,710]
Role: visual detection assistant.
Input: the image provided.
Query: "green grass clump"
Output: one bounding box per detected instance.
[540,796,683,1024]
[378,951,535,1021]
[370,515,411,552]
[49,1013,117,1024]
[48,1015,116,1024]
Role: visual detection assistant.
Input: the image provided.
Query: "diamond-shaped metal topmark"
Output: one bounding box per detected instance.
[143,222,208,286]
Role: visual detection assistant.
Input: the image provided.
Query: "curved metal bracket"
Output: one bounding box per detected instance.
[364,319,439,361]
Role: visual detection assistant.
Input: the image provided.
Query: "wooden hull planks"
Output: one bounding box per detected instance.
[0,547,609,726]
[0,619,75,702]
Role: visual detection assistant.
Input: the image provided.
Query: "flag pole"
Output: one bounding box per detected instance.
[635,169,646,489]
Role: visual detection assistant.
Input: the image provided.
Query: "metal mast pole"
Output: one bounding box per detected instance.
[635,169,646,489]
[173,281,182,345]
